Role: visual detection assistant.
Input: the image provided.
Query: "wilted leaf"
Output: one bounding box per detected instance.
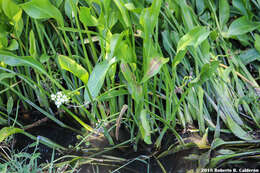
[141,56,169,83]
[186,129,210,149]
[58,55,89,84]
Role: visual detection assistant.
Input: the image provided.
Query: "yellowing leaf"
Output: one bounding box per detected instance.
[58,55,89,84]
[141,56,169,83]
[0,127,24,143]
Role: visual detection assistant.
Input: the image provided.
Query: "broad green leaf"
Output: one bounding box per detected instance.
[226,115,253,140]
[177,26,210,52]
[64,0,78,18]
[0,73,15,81]
[84,58,116,102]
[113,0,131,27]
[140,109,152,144]
[0,50,47,75]
[189,61,219,87]
[7,96,13,115]
[255,34,260,54]
[0,28,8,49]
[179,1,194,31]
[2,0,21,20]
[58,55,89,84]
[98,89,128,101]
[219,0,230,29]
[141,56,169,83]
[196,0,206,15]
[120,62,143,103]
[6,39,18,51]
[227,16,260,37]
[0,127,24,143]
[172,49,187,67]
[106,33,124,60]
[29,30,37,57]
[20,0,64,26]
[140,0,162,39]
[211,138,226,150]
[238,49,260,65]
[79,7,98,26]
[232,0,248,16]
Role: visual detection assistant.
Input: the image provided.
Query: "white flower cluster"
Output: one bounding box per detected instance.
[51,91,69,108]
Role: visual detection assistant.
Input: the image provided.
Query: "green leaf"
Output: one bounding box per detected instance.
[189,61,219,87]
[120,62,143,103]
[172,49,187,67]
[0,127,24,143]
[177,26,210,52]
[255,34,260,54]
[98,89,128,101]
[227,16,260,37]
[211,138,226,150]
[79,7,98,26]
[20,0,64,26]
[232,0,248,16]
[36,136,65,150]
[141,56,169,83]
[84,58,116,102]
[238,49,260,65]
[58,55,89,84]
[0,50,47,75]
[113,0,131,27]
[219,0,230,29]
[7,96,13,115]
[29,30,37,57]
[140,0,162,38]
[2,0,21,20]
[64,0,78,18]
[6,39,19,51]
[0,73,15,81]
[140,109,152,144]
[226,115,253,140]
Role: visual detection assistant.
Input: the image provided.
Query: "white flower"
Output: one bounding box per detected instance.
[51,91,70,108]
[51,94,56,101]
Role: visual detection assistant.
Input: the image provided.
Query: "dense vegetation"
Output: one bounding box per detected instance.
[0,0,260,172]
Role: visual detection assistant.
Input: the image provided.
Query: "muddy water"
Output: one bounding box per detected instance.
[12,111,260,172]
